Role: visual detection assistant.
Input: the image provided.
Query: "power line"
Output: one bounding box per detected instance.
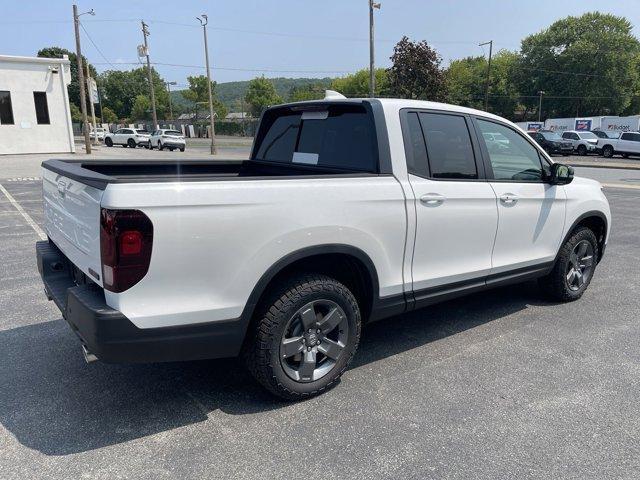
[93,61,353,74]
[79,22,117,69]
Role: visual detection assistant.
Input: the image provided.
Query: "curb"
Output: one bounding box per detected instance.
[566,161,640,171]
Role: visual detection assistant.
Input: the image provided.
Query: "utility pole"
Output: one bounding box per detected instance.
[72,4,94,154]
[479,40,493,111]
[197,14,217,154]
[538,90,545,122]
[369,1,381,98]
[141,21,158,130]
[165,81,177,122]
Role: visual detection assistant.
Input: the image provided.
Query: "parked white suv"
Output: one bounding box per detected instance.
[561,130,599,155]
[89,127,106,142]
[598,131,640,158]
[37,95,610,399]
[104,128,150,148]
[149,129,186,151]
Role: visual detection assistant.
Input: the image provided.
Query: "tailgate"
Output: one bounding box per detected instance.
[42,167,103,286]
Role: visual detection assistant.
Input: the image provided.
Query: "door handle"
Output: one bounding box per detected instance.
[499,193,518,204]
[419,193,445,206]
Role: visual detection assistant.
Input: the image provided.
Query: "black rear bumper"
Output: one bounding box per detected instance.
[36,240,247,363]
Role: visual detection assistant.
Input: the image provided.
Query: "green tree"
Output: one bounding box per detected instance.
[288,83,326,102]
[37,46,97,111]
[330,68,389,97]
[446,50,520,118]
[101,106,118,123]
[69,103,82,123]
[387,36,448,101]
[99,67,169,120]
[130,95,151,120]
[181,75,227,119]
[516,12,640,118]
[244,76,282,117]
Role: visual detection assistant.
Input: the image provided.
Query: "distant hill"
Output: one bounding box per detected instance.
[171,77,333,113]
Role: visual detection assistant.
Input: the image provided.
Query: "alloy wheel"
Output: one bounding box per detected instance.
[566,240,594,291]
[280,299,349,383]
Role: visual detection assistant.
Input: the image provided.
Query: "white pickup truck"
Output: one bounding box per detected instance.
[37,94,611,399]
[598,131,640,158]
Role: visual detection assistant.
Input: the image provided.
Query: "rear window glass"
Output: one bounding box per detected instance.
[166,130,182,135]
[253,105,378,172]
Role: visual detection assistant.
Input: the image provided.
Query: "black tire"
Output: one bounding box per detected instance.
[244,274,361,400]
[602,145,614,158]
[180,147,185,152]
[562,153,569,156]
[127,139,136,148]
[159,142,164,151]
[169,147,175,151]
[105,137,113,147]
[622,153,629,159]
[577,144,587,156]
[538,227,598,302]
[148,143,153,150]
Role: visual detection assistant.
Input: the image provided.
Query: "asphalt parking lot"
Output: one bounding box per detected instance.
[1,161,639,479]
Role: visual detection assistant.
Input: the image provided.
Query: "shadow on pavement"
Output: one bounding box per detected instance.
[0,281,546,456]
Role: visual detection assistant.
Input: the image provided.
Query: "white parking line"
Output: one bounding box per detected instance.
[0,183,46,240]
[602,183,640,190]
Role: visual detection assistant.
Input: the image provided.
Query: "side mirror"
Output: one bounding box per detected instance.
[549,163,574,185]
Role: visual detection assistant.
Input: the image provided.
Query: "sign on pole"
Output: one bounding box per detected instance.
[88,78,99,104]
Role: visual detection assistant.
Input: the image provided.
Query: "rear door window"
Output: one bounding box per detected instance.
[418,112,477,179]
[254,104,378,172]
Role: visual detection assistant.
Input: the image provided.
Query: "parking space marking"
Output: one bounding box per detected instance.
[0,183,46,240]
[602,183,640,190]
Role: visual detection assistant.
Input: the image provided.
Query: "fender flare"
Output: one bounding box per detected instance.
[555,210,608,264]
[238,244,382,328]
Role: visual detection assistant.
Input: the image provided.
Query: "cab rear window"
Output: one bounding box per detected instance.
[253,104,379,173]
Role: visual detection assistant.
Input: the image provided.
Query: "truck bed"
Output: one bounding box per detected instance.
[42,159,372,190]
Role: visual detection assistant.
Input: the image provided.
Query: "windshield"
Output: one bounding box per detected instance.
[541,131,562,141]
[578,132,598,139]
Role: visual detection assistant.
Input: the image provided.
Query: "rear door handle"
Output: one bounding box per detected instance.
[499,193,518,204]
[419,193,445,206]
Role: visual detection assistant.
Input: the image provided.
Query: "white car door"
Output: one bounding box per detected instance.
[114,129,128,145]
[475,118,566,275]
[402,111,498,298]
[620,132,640,154]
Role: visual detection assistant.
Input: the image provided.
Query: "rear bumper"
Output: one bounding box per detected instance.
[36,240,247,363]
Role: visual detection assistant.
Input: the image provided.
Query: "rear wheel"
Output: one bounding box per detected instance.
[538,227,598,302]
[159,142,164,151]
[602,145,614,158]
[127,139,136,148]
[244,274,361,400]
[105,137,113,147]
[180,147,185,152]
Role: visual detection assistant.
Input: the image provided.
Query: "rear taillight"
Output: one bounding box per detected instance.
[100,208,153,293]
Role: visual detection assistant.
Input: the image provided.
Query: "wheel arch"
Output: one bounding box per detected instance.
[558,211,608,264]
[239,244,381,330]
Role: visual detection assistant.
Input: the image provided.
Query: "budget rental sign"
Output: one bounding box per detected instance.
[575,119,592,131]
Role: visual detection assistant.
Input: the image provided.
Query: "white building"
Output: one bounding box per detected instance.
[0,54,75,155]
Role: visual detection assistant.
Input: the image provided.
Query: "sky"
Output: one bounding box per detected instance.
[1,0,639,89]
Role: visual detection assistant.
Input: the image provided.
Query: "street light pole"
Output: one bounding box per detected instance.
[165,81,177,122]
[72,4,94,154]
[141,21,158,130]
[538,90,545,122]
[197,14,217,155]
[368,1,381,98]
[479,40,493,111]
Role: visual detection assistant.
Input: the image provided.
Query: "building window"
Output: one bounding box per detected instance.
[33,92,50,125]
[0,91,14,125]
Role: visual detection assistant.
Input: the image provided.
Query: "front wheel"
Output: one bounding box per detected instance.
[602,145,614,158]
[105,137,113,147]
[538,227,598,302]
[127,139,136,148]
[577,144,587,156]
[244,274,361,400]
[158,142,164,151]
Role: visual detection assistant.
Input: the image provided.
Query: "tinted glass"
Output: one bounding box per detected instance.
[254,106,378,172]
[255,113,300,161]
[477,119,543,181]
[166,130,182,135]
[403,112,429,177]
[33,92,50,124]
[578,132,598,140]
[562,132,571,139]
[419,113,477,179]
[0,91,14,125]
[630,133,640,142]
[541,131,562,140]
